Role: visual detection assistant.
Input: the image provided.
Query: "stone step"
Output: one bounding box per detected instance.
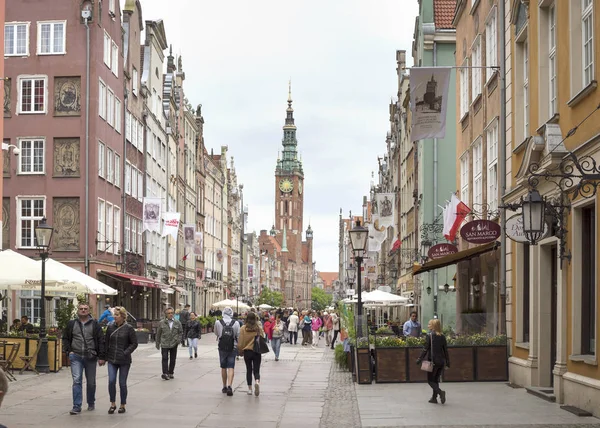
[526,386,556,402]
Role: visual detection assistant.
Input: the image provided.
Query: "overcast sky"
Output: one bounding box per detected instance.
[139,0,419,272]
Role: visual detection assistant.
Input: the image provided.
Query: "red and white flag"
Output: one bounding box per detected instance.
[443,194,471,242]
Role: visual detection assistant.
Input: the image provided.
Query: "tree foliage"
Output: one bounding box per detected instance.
[257,288,284,308]
[311,287,333,311]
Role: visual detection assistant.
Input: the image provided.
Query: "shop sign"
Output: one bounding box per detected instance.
[460,220,501,244]
[427,243,459,260]
[505,214,550,243]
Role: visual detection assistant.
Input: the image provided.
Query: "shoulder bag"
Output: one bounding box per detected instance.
[420,333,434,372]
[253,331,270,354]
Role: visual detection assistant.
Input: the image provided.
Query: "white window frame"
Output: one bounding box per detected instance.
[115,98,122,133]
[99,79,106,119]
[125,162,131,195]
[18,138,45,174]
[113,206,121,255]
[582,0,594,87]
[37,20,66,55]
[471,36,482,102]
[98,199,105,252]
[524,40,529,137]
[98,141,105,178]
[125,111,132,142]
[125,215,131,252]
[106,202,113,253]
[111,41,119,76]
[131,217,137,253]
[549,4,557,117]
[115,154,121,188]
[473,138,483,207]
[137,170,143,201]
[103,31,111,68]
[17,196,46,249]
[5,22,30,56]
[460,59,469,118]
[109,0,116,15]
[106,88,114,127]
[137,219,143,254]
[18,75,47,114]
[485,7,497,82]
[106,148,114,183]
[486,119,499,213]
[132,67,138,96]
[460,152,470,204]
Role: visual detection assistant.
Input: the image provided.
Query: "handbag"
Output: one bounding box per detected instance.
[254,333,270,354]
[420,333,434,372]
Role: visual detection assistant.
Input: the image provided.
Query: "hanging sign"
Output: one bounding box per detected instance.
[505,214,550,243]
[428,243,459,260]
[460,220,501,244]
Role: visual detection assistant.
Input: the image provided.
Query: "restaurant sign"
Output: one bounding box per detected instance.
[460,220,501,244]
[428,243,459,260]
[505,214,550,243]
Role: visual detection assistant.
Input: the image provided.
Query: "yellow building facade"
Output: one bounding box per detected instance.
[506,0,600,416]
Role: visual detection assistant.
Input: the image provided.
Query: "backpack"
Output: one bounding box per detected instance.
[218,319,236,352]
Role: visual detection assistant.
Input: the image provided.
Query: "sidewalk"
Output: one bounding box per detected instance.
[1,337,599,427]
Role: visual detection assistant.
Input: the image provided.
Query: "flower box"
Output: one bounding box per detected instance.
[135,331,150,344]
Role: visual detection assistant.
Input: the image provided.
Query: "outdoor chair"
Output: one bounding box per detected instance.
[0,342,21,381]
[19,339,41,374]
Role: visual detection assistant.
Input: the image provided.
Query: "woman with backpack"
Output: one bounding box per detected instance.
[237,312,264,396]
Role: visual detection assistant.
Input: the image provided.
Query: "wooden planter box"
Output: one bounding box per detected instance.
[135,331,150,344]
[0,336,62,373]
[355,347,372,384]
[372,345,508,383]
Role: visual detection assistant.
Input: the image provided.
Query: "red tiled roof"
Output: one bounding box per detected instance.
[434,0,457,29]
[319,272,338,287]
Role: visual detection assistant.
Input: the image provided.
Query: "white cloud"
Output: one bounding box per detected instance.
[138,0,418,271]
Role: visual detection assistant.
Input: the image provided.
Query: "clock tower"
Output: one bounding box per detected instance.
[275,82,304,234]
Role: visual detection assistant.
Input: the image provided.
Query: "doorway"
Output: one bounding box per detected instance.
[550,245,557,387]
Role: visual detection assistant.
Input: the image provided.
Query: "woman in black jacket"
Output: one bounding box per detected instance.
[417,319,450,404]
[104,306,138,414]
[187,312,201,359]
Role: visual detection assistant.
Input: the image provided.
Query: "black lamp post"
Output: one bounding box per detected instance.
[34,217,54,374]
[348,220,368,318]
[203,286,208,316]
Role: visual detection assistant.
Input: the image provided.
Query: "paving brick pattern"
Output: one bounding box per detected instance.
[320,351,361,428]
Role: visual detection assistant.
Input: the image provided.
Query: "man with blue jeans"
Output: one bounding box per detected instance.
[62,303,106,415]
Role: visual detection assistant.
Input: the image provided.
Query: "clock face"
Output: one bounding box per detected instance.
[279,178,294,193]
[298,181,303,195]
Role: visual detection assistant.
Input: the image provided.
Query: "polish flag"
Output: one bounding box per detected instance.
[443,194,471,242]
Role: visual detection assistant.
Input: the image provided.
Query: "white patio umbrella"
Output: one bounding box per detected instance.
[258,303,273,309]
[212,298,250,310]
[0,249,64,288]
[40,259,118,295]
[362,289,408,305]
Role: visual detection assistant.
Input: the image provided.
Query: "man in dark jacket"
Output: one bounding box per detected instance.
[62,302,106,415]
[179,304,190,346]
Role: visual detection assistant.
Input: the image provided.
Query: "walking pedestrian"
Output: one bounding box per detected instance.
[417,319,450,404]
[62,302,106,415]
[155,307,183,380]
[271,314,285,361]
[179,304,191,346]
[287,311,299,345]
[323,311,333,347]
[214,307,240,396]
[187,312,201,359]
[98,304,115,326]
[330,311,340,349]
[311,311,322,348]
[263,314,273,344]
[301,311,312,346]
[237,312,263,396]
[104,306,138,415]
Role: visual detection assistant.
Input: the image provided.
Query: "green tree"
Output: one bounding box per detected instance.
[257,288,284,308]
[311,287,333,311]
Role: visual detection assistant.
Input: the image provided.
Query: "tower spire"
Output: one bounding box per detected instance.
[276,82,302,175]
[288,79,292,104]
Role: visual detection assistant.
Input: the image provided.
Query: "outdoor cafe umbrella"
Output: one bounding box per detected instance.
[0,249,64,288]
[212,299,250,311]
[40,258,118,295]
[258,303,273,309]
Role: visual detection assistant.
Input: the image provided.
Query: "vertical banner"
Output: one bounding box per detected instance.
[232,255,240,271]
[368,221,386,252]
[216,248,224,264]
[162,212,180,240]
[142,197,161,232]
[183,224,196,247]
[373,193,395,228]
[193,231,203,255]
[409,66,452,141]
[247,264,254,279]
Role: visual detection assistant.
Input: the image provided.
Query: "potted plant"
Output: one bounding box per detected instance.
[135,328,150,344]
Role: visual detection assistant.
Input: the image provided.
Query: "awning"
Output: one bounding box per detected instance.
[172,286,189,295]
[161,288,175,294]
[412,241,500,276]
[100,271,159,288]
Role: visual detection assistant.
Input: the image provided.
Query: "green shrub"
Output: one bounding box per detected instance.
[375,336,405,347]
[334,344,348,369]
[375,326,394,335]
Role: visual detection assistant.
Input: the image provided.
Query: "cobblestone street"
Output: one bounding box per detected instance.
[1,340,600,427]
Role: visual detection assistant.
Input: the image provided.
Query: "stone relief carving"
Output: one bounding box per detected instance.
[53,197,80,251]
[53,138,80,177]
[3,78,11,118]
[54,77,81,116]
[2,198,9,250]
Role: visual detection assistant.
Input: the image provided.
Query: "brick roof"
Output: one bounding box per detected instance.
[434,0,457,29]
[319,272,339,287]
